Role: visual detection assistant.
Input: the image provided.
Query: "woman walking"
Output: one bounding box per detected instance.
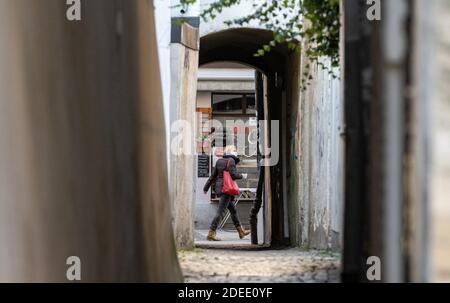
[203,146,250,241]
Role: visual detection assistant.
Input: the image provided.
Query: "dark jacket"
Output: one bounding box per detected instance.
[203,154,243,196]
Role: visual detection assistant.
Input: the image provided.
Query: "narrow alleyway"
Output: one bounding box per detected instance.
[178,248,340,283]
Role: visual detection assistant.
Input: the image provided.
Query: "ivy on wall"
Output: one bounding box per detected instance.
[180,0,340,89]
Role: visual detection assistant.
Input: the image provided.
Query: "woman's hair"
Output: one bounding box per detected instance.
[224,145,236,155]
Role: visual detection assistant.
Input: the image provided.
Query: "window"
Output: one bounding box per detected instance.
[212,93,256,115]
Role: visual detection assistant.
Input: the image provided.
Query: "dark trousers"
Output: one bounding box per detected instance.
[250,166,264,219]
[210,194,241,231]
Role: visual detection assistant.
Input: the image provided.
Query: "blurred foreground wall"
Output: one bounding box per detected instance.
[0,0,181,282]
[431,0,450,282]
[342,0,431,282]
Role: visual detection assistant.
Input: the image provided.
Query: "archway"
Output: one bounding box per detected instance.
[198,28,298,247]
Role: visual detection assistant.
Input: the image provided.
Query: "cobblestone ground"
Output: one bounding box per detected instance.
[178,248,340,283]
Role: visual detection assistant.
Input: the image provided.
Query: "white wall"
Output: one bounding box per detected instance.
[196,91,211,108]
[154,0,172,174]
[198,68,255,81]
[172,0,200,17]
[199,0,263,36]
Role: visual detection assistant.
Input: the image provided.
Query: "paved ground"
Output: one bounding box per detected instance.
[195,229,253,248]
[178,247,340,283]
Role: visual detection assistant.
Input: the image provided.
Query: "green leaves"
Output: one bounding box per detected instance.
[180,0,340,89]
[255,49,266,57]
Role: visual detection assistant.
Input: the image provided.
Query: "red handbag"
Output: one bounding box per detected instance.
[222,159,240,196]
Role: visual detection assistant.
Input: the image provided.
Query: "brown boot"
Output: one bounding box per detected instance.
[207,229,220,241]
[237,226,250,239]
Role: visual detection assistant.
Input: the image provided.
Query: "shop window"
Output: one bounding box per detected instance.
[212,93,256,115]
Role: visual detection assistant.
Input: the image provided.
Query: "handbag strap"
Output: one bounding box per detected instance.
[225,159,231,171]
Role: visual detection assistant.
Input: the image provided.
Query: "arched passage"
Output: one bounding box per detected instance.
[200,28,288,75]
[200,28,297,247]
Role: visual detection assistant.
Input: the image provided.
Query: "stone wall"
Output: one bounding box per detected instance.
[170,23,200,249]
[287,44,343,250]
